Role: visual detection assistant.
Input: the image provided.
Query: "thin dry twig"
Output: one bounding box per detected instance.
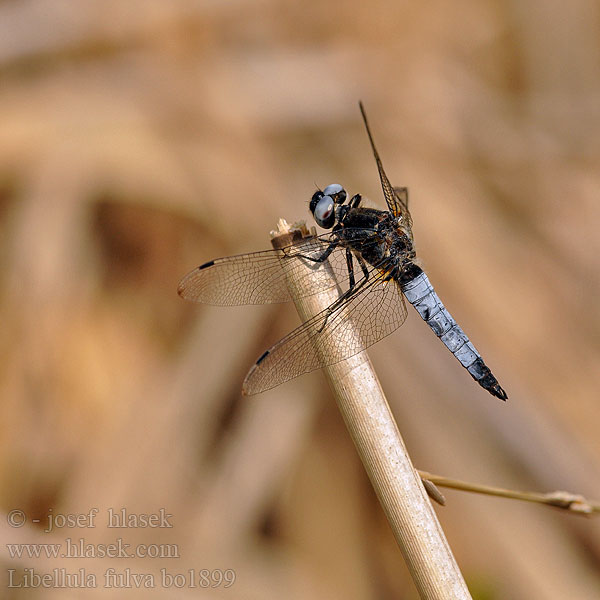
[418,471,600,515]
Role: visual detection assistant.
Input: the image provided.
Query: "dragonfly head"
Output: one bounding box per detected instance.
[310,184,347,229]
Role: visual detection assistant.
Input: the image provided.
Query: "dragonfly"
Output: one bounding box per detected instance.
[178,103,507,400]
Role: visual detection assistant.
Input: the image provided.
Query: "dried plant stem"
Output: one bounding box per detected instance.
[418,471,600,515]
[272,221,471,600]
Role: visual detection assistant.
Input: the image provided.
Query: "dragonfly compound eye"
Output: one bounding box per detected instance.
[309,190,324,215]
[323,183,347,204]
[313,195,336,229]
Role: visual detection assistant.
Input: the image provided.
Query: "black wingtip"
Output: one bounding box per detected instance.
[241,350,271,396]
[256,350,270,365]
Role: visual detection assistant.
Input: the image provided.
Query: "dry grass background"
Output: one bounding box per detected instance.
[0,1,599,598]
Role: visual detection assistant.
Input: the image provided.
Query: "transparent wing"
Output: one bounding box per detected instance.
[178,229,381,306]
[393,186,413,238]
[242,270,408,395]
[392,186,409,211]
[359,102,413,229]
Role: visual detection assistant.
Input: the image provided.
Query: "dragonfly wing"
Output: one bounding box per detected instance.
[393,186,413,237]
[178,230,383,306]
[393,186,409,211]
[242,270,408,394]
[178,236,339,305]
[359,103,414,234]
[179,247,298,305]
[359,103,403,217]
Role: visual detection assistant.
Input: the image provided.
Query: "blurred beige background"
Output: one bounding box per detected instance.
[1,1,599,598]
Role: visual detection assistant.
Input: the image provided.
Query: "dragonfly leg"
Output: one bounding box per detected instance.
[315,251,372,333]
[349,193,362,209]
[287,240,338,264]
[382,265,398,283]
[345,249,355,289]
[357,255,370,280]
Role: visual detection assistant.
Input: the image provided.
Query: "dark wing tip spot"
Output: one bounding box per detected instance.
[242,350,271,396]
[199,260,215,270]
[256,350,270,365]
